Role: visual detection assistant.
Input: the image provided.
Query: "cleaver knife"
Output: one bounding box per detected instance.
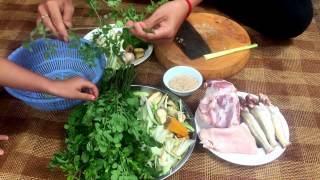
[175,21,212,59]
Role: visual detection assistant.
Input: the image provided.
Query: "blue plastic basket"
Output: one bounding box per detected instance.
[4,38,106,111]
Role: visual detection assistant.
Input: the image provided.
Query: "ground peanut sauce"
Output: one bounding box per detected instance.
[168,74,199,92]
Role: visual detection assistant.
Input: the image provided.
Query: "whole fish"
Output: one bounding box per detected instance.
[267,106,291,148]
[259,94,290,148]
[250,103,278,147]
[241,108,274,153]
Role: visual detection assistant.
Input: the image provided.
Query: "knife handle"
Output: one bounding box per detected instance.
[204,43,258,60]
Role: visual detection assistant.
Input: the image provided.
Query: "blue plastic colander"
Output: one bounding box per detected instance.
[4,38,106,111]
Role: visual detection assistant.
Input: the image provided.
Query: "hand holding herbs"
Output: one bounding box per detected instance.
[30,0,170,69]
[126,0,202,42]
[37,0,74,42]
[35,0,167,42]
[83,0,170,67]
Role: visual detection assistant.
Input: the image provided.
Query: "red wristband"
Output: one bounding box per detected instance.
[184,0,192,18]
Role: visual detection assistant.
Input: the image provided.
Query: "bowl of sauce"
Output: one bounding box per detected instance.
[163,66,203,96]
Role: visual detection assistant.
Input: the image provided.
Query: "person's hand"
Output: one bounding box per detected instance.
[126,0,189,43]
[37,0,74,41]
[48,77,99,101]
[0,135,9,156]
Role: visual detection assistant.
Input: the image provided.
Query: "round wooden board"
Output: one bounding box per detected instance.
[154,13,251,80]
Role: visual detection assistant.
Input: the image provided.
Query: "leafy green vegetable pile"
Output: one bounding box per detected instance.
[49,66,162,180]
[49,65,196,180]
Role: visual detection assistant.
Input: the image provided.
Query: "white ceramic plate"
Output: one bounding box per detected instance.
[83,27,153,66]
[195,91,290,166]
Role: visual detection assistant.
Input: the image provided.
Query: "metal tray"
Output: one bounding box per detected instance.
[131,85,197,180]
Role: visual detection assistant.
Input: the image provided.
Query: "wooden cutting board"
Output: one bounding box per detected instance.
[154,13,251,80]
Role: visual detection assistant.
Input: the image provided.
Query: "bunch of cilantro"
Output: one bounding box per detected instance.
[49,66,161,180]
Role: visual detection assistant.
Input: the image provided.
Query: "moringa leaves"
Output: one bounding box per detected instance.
[49,66,161,179]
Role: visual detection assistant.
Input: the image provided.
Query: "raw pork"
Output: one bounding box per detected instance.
[199,123,258,154]
[196,80,240,128]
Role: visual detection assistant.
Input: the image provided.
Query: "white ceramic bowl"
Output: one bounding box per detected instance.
[163,66,203,96]
[83,27,153,66]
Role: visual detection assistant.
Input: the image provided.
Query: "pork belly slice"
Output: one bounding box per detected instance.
[199,123,258,154]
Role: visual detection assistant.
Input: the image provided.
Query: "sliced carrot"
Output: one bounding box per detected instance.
[167,117,189,138]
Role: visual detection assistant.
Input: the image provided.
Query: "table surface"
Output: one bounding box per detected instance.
[1,1,320,180]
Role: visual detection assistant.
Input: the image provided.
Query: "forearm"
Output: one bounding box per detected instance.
[176,0,202,8]
[189,0,203,7]
[175,0,202,16]
[0,58,51,92]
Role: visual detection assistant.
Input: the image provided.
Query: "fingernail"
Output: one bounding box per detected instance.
[139,22,145,28]
[63,36,69,42]
[65,22,72,28]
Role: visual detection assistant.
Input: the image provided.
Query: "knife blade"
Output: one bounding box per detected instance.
[175,21,211,60]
